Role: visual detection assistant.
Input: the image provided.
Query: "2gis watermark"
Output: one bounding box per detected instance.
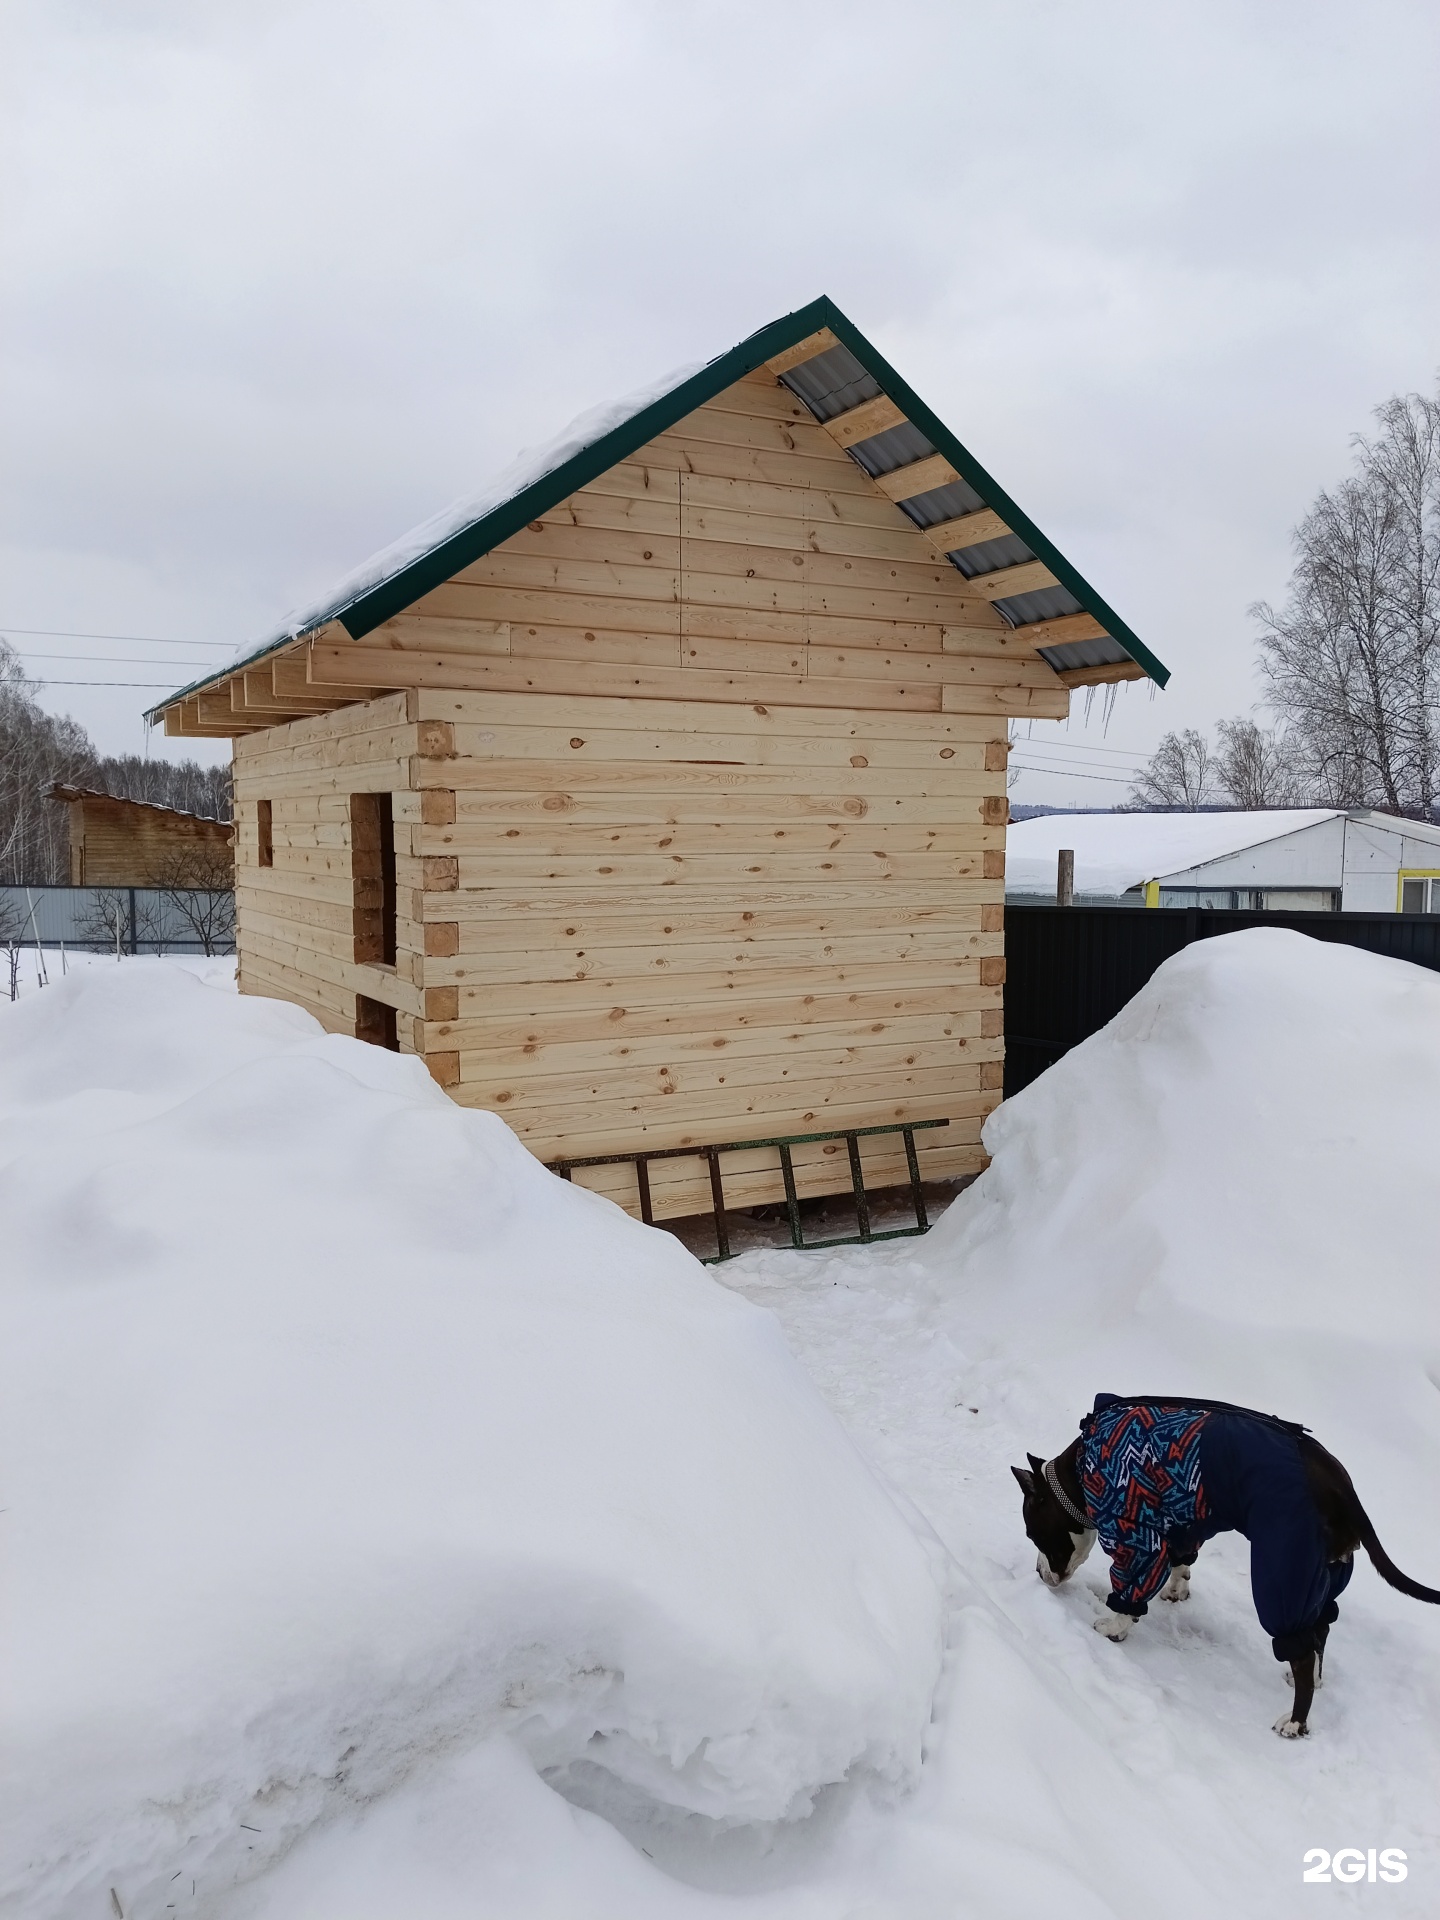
[1303,1848,1408,1884]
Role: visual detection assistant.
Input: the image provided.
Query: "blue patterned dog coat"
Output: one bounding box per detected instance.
[1079,1393,1353,1660]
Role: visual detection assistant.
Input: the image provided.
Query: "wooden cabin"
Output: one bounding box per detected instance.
[150,298,1169,1221]
[47,784,234,888]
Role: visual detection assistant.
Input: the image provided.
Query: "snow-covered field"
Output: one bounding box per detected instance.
[3,931,1439,1917]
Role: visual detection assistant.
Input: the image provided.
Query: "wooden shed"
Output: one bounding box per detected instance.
[150,297,1168,1222]
[47,785,234,888]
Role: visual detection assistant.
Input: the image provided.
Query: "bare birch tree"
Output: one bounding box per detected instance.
[1253,384,1440,814]
[1128,728,1220,808]
[1214,717,1304,808]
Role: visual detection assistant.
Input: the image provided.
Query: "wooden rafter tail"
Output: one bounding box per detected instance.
[763,327,841,377]
[922,508,1012,554]
[823,394,906,449]
[1012,611,1108,650]
[1056,659,1148,689]
[872,453,962,504]
[964,560,1060,603]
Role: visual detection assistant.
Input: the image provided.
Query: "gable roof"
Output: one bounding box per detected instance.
[46,783,232,828]
[150,295,1168,719]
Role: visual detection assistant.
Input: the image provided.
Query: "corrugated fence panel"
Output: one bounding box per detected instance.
[1004,906,1440,1097]
[0,886,235,955]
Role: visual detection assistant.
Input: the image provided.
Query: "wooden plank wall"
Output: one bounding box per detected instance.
[408,688,1007,1219]
[66,797,233,887]
[231,692,425,1040]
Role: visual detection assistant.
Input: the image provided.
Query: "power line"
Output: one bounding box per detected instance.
[1008,735,1150,763]
[11,650,227,668]
[1011,759,1134,785]
[0,625,235,649]
[24,678,185,689]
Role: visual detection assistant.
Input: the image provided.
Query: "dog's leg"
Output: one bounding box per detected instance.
[1094,1611,1132,1641]
[1274,1651,1316,1737]
[1160,1564,1192,1602]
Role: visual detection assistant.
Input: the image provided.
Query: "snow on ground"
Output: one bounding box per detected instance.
[4,931,1440,1918]
[0,962,942,1919]
[1005,809,1338,895]
[3,947,235,1000]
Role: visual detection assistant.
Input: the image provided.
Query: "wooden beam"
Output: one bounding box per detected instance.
[921,508,1010,554]
[764,328,841,377]
[872,453,962,503]
[823,394,907,449]
[1006,611,1106,649]
[232,671,321,719]
[965,559,1059,602]
[1056,659,1147,689]
[194,686,265,733]
[273,646,378,709]
[364,615,511,656]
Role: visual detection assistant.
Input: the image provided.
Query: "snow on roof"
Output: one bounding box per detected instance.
[257,359,706,661]
[1005,809,1340,895]
[45,783,230,825]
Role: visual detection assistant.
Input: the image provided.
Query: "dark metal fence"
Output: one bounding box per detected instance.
[1004,905,1440,1098]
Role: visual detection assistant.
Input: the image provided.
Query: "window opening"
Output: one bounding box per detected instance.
[351,793,397,964]
[355,993,398,1050]
[257,799,273,868]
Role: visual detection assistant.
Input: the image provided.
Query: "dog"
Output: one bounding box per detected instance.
[1012,1394,1440,1736]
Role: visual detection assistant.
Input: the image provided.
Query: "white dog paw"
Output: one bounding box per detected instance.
[1160,1568,1191,1602]
[1273,1713,1309,1738]
[1094,1614,1132,1641]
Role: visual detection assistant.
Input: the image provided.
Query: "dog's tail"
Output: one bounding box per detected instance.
[1298,1433,1440,1605]
[1355,1506,1440,1604]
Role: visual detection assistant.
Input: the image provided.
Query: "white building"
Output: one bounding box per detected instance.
[1006,809,1440,912]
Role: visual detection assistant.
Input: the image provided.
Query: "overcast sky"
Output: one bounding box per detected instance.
[3,0,1437,801]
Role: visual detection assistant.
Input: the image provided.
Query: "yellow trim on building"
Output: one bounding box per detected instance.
[1144,879,1161,908]
[1396,868,1440,911]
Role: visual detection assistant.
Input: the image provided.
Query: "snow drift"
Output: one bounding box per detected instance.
[0,965,943,1918]
[932,926,1440,1374]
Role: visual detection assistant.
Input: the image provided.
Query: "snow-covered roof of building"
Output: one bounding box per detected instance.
[1005,809,1343,895]
[150,295,1168,720]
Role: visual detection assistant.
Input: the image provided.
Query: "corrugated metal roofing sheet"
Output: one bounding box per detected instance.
[896,478,987,526]
[843,421,935,477]
[948,534,1033,577]
[1036,633,1132,672]
[993,584,1085,625]
[778,344,878,421]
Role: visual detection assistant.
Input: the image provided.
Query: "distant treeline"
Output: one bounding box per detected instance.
[1,639,232,885]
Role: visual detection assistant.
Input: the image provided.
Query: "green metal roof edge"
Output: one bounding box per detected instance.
[149,292,1166,715]
[818,307,1170,688]
[334,297,839,639]
[147,297,838,720]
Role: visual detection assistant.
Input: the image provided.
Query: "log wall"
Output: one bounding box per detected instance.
[406,688,1007,1218]
[231,692,424,1041]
